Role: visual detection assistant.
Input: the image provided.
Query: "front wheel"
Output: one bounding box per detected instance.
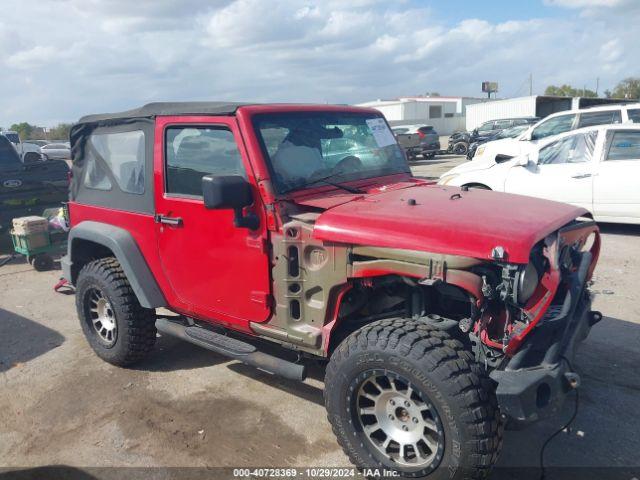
[324,319,502,479]
[453,143,468,155]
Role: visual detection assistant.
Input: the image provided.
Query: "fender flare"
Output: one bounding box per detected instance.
[64,221,166,308]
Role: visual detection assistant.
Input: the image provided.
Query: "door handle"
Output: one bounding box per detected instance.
[571,173,592,179]
[154,214,183,226]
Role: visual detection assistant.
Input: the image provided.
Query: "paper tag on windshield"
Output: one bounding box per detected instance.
[366,118,396,147]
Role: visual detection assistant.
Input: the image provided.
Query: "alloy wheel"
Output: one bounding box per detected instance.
[85,288,117,347]
[353,371,445,470]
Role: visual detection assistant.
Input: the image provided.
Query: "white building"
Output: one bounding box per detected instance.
[356,96,488,135]
[465,95,635,131]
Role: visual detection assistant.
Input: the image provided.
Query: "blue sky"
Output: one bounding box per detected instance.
[0,0,637,127]
[433,0,562,23]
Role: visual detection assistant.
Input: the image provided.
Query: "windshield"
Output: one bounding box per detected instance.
[3,133,20,144]
[496,125,528,139]
[253,112,409,194]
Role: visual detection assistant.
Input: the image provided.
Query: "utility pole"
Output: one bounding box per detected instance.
[529,73,533,96]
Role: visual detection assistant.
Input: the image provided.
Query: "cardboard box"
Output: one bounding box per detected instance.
[12,216,49,235]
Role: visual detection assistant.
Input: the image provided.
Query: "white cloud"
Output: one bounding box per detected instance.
[0,0,638,127]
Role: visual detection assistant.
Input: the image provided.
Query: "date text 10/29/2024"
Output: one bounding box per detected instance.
[233,468,400,478]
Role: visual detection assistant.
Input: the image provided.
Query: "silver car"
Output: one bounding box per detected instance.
[41,142,71,160]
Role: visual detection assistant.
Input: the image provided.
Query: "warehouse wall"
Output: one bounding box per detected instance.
[465,97,537,130]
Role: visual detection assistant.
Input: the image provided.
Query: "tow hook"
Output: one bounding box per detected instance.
[589,310,603,327]
[563,372,581,390]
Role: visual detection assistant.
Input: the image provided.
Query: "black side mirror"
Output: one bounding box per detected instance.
[202,175,259,229]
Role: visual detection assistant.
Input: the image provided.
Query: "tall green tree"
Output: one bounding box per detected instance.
[610,77,640,99]
[48,123,72,141]
[9,122,35,139]
[544,84,598,98]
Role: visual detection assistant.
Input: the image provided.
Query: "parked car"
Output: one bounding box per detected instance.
[470,117,539,142]
[0,134,70,252]
[62,102,601,479]
[392,124,440,159]
[41,142,71,160]
[439,124,640,224]
[0,131,45,162]
[472,103,640,163]
[447,130,470,155]
[446,118,537,157]
[0,130,21,150]
[26,140,50,147]
[466,124,530,160]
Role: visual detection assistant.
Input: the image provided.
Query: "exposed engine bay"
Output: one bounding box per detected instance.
[253,206,600,371]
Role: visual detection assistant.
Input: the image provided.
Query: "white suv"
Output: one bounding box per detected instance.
[472,103,640,163]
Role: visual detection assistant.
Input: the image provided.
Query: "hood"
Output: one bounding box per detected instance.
[313,184,587,264]
[442,156,498,177]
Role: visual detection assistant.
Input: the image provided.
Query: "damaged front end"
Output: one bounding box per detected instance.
[253,201,601,428]
[488,220,602,426]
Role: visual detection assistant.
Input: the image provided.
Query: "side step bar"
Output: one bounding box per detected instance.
[155,318,307,381]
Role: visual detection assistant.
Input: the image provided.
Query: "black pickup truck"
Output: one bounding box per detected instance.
[0,135,70,252]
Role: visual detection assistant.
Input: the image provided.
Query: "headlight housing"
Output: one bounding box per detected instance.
[475,146,485,157]
[514,262,539,305]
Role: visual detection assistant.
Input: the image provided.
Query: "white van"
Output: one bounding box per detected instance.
[472,102,640,163]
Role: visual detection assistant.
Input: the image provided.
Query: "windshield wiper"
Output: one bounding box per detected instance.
[281,173,364,195]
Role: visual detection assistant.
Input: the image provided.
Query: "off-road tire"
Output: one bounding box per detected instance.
[75,257,156,366]
[324,318,502,480]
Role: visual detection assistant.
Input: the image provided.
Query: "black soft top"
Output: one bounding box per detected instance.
[77,101,252,124]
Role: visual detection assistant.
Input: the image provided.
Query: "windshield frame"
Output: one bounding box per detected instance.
[250,110,411,196]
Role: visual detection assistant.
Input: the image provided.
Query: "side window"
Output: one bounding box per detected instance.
[494,120,512,129]
[165,126,245,197]
[531,114,576,140]
[538,132,596,165]
[85,130,145,193]
[84,152,112,191]
[627,109,640,123]
[577,110,622,128]
[606,131,640,161]
[477,122,494,133]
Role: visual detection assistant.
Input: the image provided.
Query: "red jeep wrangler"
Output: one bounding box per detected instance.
[63,102,601,479]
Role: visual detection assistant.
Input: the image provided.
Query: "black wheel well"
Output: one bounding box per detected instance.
[462,182,491,190]
[326,275,476,356]
[70,238,114,282]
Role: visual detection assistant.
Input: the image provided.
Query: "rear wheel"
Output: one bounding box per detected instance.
[324,319,502,479]
[75,257,156,366]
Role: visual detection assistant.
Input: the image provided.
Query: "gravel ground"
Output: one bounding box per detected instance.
[1,155,639,479]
